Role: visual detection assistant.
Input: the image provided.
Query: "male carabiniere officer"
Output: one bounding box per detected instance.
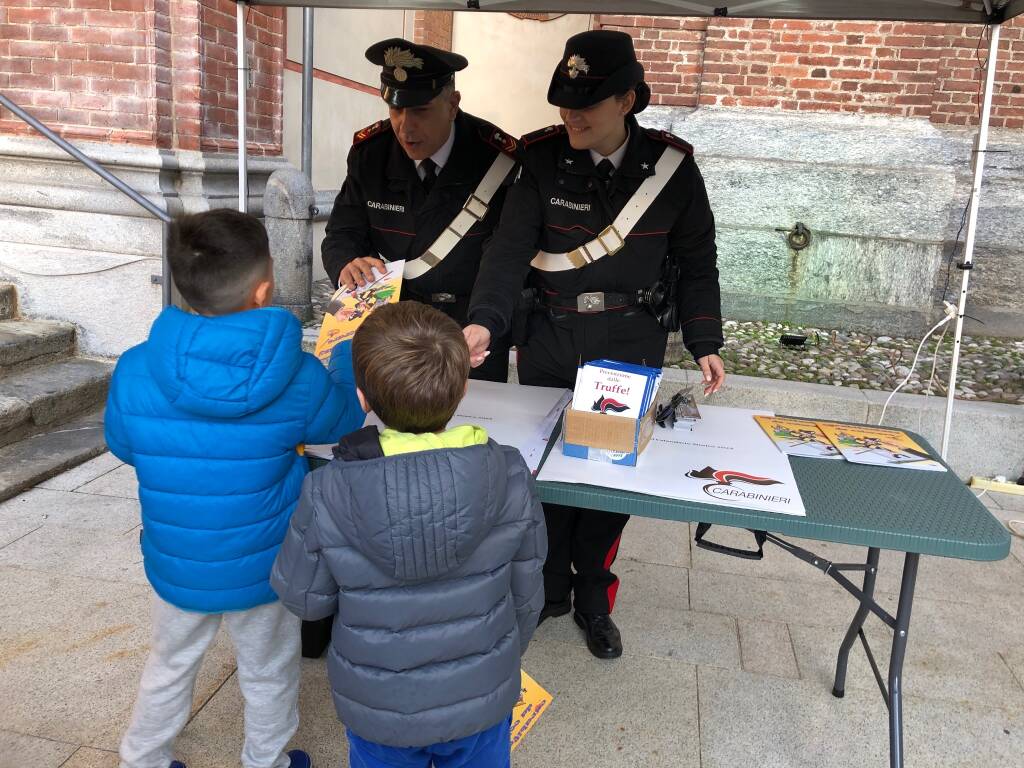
[322,38,517,383]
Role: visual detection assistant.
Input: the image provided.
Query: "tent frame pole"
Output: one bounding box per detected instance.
[237,1,249,212]
[941,23,1001,460]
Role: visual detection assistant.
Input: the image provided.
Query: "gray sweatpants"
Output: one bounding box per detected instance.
[119,595,301,768]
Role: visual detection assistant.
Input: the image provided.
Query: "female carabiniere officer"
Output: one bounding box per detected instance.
[464,30,726,660]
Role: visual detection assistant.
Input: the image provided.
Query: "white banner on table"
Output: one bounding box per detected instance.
[538,405,806,516]
[306,380,571,474]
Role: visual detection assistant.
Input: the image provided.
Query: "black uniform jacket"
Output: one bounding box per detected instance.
[468,118,724,373]
[321,110,516,322]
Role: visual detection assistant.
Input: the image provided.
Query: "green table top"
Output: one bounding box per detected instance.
[537,427,1011,562]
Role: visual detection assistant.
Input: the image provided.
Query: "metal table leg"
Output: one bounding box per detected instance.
[832,546,880,698]
[888,552,920,768]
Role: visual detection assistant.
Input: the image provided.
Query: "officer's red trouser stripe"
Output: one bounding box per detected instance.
[604,534,623,612]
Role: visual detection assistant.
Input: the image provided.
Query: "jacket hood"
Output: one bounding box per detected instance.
[145,306,304,419]
[334,440,510,582]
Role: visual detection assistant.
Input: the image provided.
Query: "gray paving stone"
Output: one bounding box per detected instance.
[698,665,1024,768]
[0,729,78,768]
[536,560,742,670]
[76,464,138,500]
[60,747,120,768]
[789,623,1024,712]
[988,490,1024,513]
[0,283,16,321]
[0,567,235,751]
[617,515,691,568]
[516,643,701,768]
[738,619,800,679]
[178,660,344,768]
[37,452,122,492]
[0,522,146,585]
[689,568,863,629]
[0,487,140,532]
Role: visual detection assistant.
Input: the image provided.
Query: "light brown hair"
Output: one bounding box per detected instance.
[352,302,470,433]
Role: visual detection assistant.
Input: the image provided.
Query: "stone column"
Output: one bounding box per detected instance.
[263,167,314,321]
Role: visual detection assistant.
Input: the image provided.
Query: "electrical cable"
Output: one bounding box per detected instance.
[878,303,957,425]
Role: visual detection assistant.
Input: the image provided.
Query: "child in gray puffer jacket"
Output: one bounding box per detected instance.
[271,301,546,767]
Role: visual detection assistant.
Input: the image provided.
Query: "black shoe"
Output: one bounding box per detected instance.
[574,612,622,659]
[537,598,571,626]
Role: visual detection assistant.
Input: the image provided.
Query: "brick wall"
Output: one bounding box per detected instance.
[412,10,453,52]
[596,14,1024,128]
[0,0,284,152]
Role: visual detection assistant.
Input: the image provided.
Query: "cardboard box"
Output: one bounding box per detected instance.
[561,402,657,466]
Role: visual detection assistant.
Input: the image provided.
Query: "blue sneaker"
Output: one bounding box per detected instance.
[288,750,313,768]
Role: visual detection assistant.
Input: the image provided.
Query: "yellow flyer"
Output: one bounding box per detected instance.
[753,415,843,460]
[313,260,403,366]
[510,669,552,751]
[817,422,947,472]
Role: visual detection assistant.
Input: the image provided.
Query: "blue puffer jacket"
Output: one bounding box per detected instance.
[104,306,362,613]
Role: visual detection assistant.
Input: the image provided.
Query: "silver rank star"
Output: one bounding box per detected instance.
[564,158,574,165]
[641,162,650,170]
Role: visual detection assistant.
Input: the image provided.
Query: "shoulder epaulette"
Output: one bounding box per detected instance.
[645,128,694,155]
[353,119,391,145]
[520,124,566,147]
[477,122,518,157]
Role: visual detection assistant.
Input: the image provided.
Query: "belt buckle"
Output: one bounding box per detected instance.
[596,225,625,256]
[431,292,457,304]
[576,292,606,313]
[464,193,488,221]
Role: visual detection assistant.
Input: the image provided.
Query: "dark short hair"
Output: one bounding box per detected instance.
[167,209,271,315]
[352,302,470,433]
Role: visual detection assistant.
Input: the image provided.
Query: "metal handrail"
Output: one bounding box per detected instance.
[0,91,173,306]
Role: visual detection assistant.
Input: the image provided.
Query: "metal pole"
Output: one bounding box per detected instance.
[301,7,315,180]
[236,1,249,213]
[941,23,1000,459]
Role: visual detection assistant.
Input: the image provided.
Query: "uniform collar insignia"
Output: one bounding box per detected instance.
[384,46,424,82]
[566,54,589,79]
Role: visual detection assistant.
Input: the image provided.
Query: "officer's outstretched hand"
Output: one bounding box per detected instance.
[698,354,726,396]
[339,257,387,290]
[463,324,491,368]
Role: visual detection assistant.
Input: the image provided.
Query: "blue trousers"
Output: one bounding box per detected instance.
[346,716,511,768]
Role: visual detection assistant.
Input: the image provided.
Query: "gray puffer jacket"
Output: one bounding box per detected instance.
[271,427,546,748]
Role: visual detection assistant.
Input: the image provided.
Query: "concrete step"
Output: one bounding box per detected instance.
[0,283,16,320]
[0,408,106,503]
[0,318,76,373]
[0,357,113,448]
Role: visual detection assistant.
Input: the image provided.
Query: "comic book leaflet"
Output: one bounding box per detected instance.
[754,415,843,460]
[313,260,404,366]
[817,422,947,472]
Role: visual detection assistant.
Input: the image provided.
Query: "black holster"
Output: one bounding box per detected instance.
[511,287,538,347]
[640,260,681,332]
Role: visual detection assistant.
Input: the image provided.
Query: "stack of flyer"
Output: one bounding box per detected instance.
[563,360,662,466]
[570,359,662,420]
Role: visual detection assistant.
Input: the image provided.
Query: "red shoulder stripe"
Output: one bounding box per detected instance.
[353,119,391,145]
[521,124,566,147]
[645,127,694,155]
[478,124,518,157]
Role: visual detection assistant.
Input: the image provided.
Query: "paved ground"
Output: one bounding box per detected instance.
[1,454,1022,768]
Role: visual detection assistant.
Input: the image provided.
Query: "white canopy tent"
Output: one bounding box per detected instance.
[230,0,1022,460]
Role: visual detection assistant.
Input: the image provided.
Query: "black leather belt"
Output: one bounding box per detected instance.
[406,291,461,305]
[540,290,637,314]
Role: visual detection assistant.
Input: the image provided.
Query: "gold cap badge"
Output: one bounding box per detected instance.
[383,46,424,83]
[566,54,589,80]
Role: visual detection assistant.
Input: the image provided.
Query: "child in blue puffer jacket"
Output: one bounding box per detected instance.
[105,209,363,768]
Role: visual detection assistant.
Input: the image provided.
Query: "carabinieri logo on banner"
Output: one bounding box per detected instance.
[685,466,793,505]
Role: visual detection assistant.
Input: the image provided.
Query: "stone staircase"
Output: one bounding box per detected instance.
[0,283,112,501]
